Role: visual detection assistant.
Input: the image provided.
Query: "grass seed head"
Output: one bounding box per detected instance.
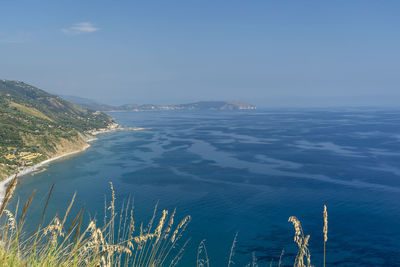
[323,205,328,243]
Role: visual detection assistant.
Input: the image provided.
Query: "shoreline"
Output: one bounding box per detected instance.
[0,144,90,204]
[0,125,149,204]
[89,126,151,136]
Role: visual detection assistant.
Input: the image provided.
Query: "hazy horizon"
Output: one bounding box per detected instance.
[1,1,400,108]
[57,92,400,109]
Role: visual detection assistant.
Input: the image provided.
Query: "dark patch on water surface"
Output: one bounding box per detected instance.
[8,109,400,266]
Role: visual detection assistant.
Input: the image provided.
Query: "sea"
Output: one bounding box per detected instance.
[8,109,400,266]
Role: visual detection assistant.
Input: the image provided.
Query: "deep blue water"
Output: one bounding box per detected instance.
[9,109,400,266]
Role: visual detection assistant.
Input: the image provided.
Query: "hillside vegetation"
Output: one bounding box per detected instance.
[0,79,115,179]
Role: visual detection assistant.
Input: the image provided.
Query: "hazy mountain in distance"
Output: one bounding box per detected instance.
[61,96,256,111]
[61,95,115,111]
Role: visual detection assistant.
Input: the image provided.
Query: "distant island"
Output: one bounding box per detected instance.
[62,95,256,112]
[0,79,122,181]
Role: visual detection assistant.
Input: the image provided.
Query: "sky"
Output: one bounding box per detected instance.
[1,0,399,107]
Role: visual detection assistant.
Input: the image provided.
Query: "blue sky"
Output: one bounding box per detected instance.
[1,1,399,107]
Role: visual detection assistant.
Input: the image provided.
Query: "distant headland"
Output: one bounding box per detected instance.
[62,95,257,112]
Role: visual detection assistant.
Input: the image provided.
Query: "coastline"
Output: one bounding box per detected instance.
[0,125,150,204]
[0,143,90,205]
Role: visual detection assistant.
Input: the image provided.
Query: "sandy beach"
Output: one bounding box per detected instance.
[0,126,148,205]
[0,144,90,205]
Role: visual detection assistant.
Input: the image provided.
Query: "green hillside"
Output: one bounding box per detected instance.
[0,79,115,179]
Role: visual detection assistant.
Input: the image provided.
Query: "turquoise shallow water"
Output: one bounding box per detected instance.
[9,109,400,266]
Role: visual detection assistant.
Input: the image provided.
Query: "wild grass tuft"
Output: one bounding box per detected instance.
[0,175,330,266]
[0,179,190,267]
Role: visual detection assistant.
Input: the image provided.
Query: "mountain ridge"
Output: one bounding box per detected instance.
[61,95,256,111]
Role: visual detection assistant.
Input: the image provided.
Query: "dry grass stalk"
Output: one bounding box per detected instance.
[288,216,313,267]
[323,205,328,267]
[0,175,18,217]
[228,232,238,267]
[169,238,190,267]
[197,239,210,267]
[278,248,284,267]
[0,180,190,267]
[4,210,16,231]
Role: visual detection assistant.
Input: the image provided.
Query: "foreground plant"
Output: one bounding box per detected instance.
[0,177,190,266]
[323,205,328,267]
[288,216,312,267]
[287,205,328,267]
[0,175,330,266]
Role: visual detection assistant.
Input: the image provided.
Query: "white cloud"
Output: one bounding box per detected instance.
[61,22,99,35]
